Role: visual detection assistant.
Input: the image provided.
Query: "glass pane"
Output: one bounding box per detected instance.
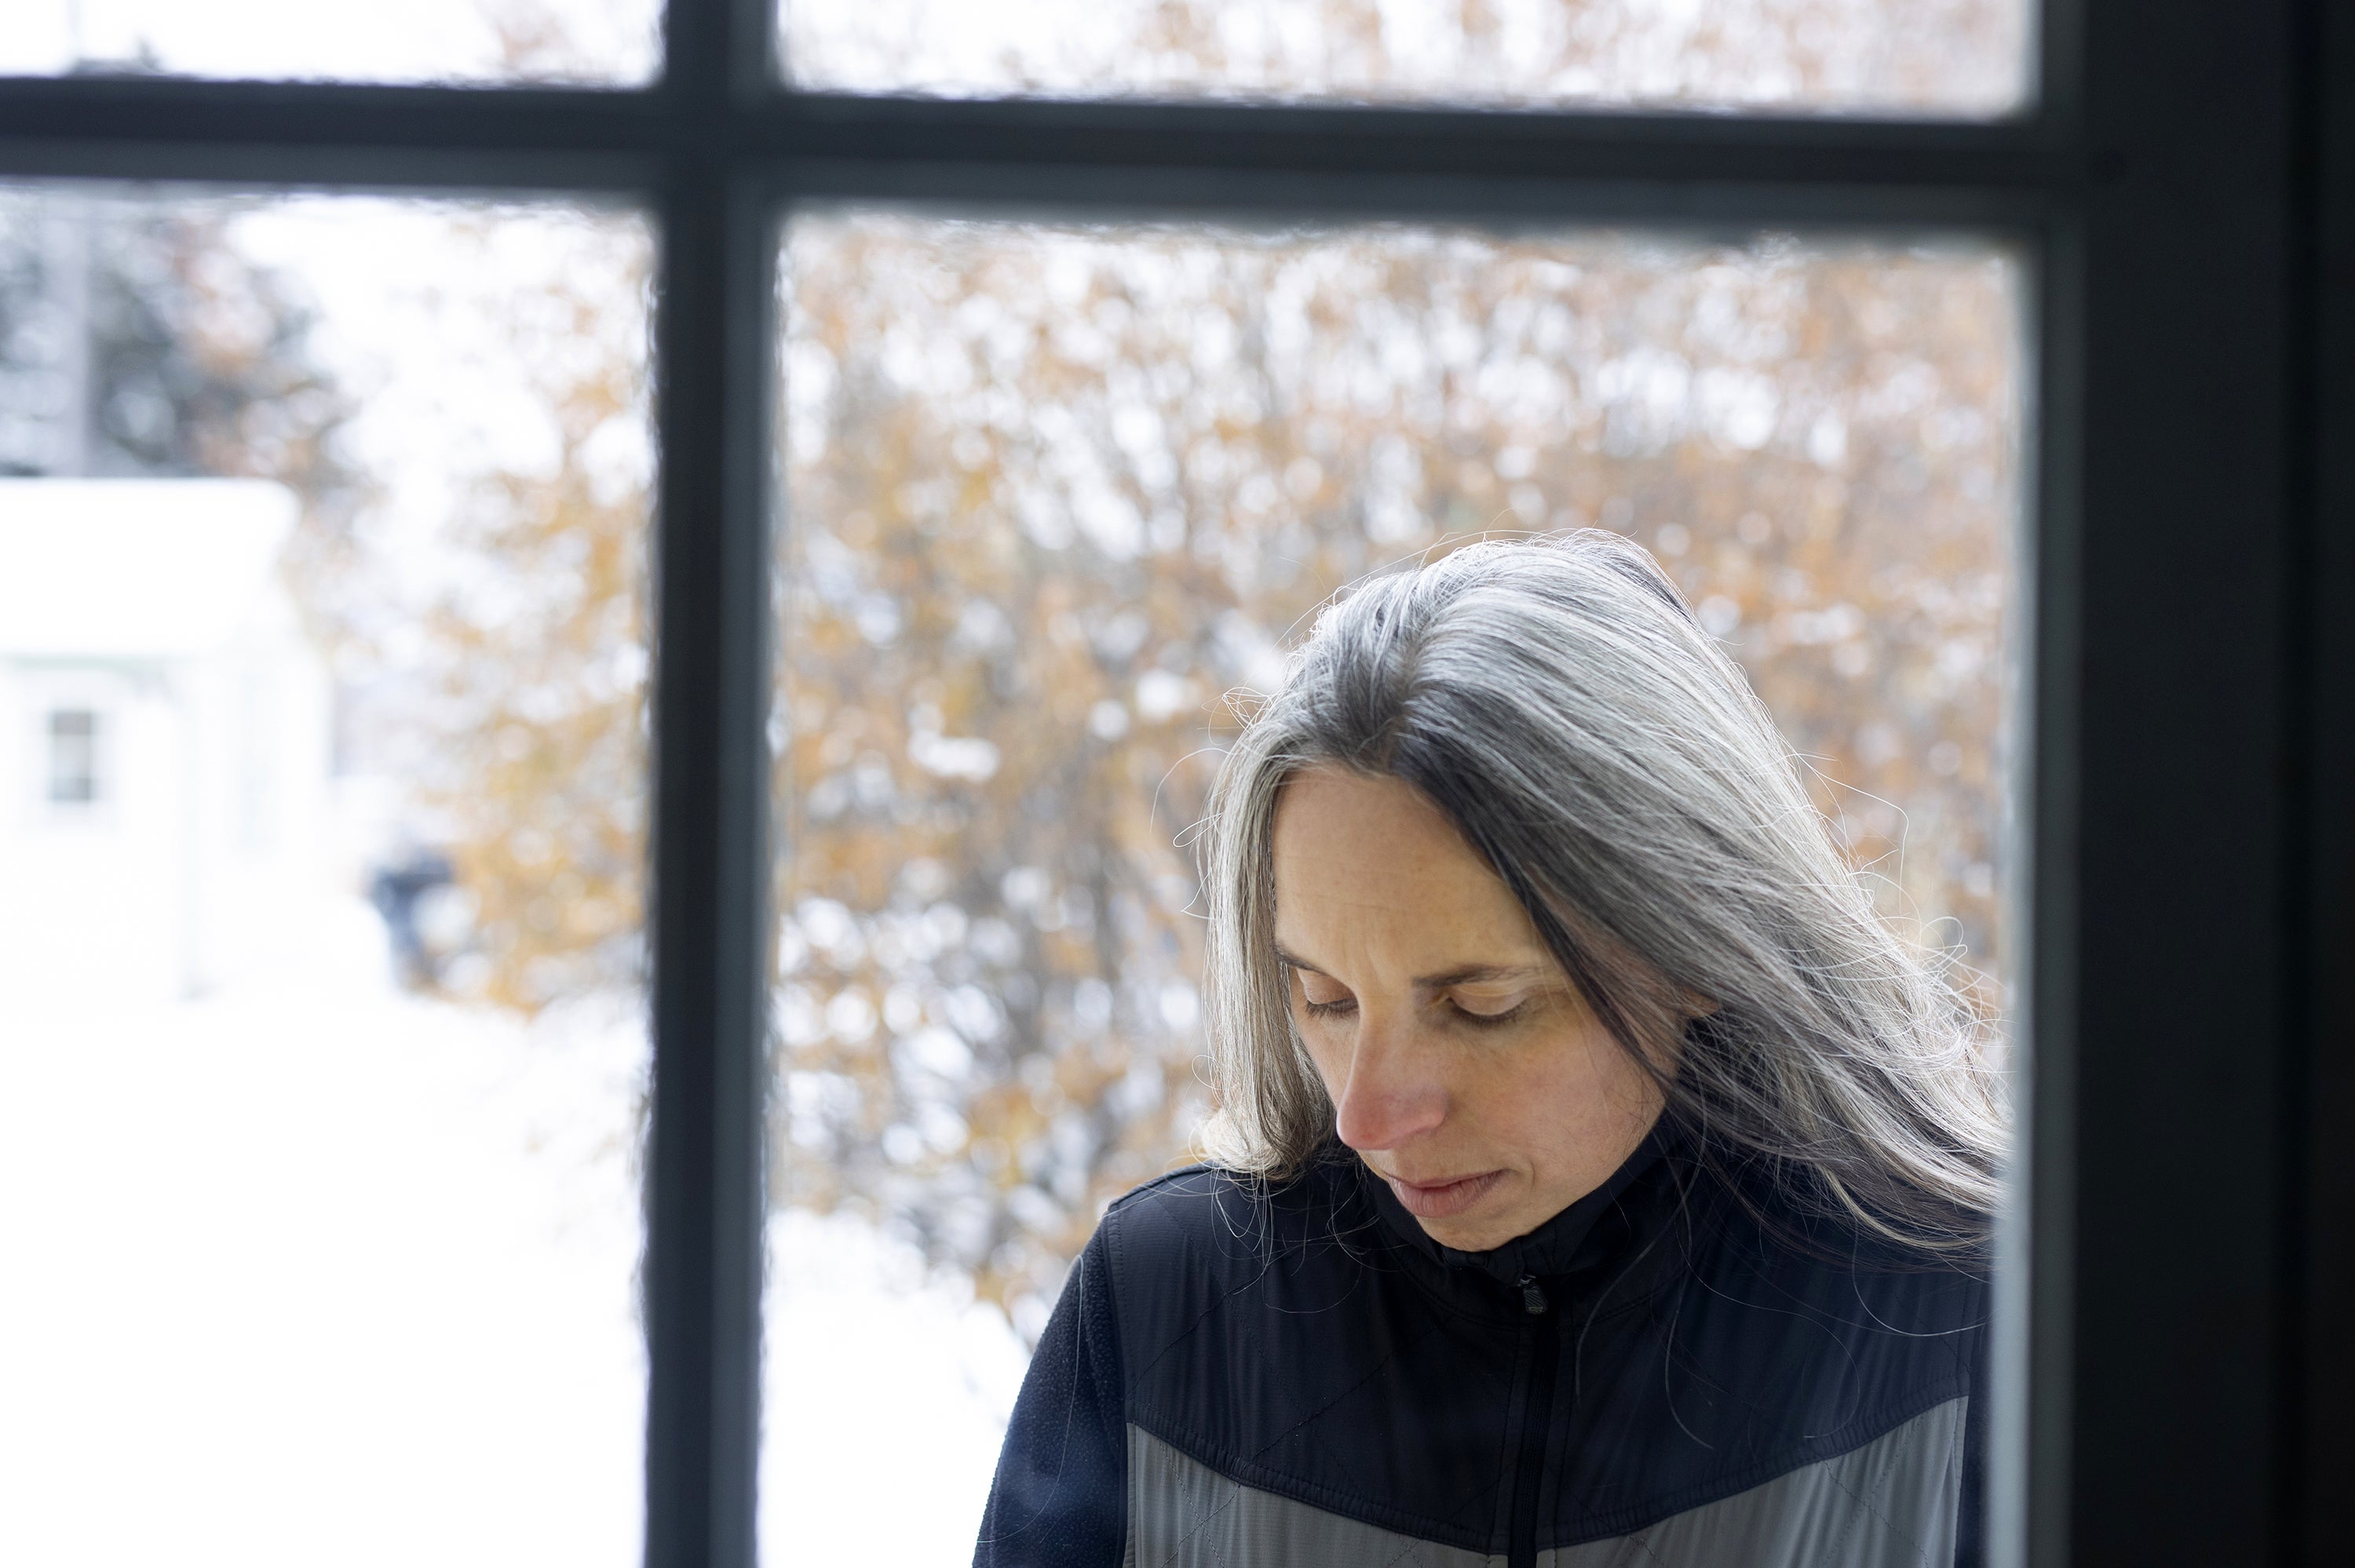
[2,0,657,84]
[782,0,2030,115]
[767,214,2020,1562]
[0,190,653,1563]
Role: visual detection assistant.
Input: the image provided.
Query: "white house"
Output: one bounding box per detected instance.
[0,479,334,1004]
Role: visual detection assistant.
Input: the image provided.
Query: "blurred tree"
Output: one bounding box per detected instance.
[374,25,665,1011]
[787,0,2025,115]
[412,217,655,1011]
[772,219,2017,1327]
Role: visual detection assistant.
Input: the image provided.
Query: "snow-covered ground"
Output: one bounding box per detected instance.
[764,1211,1031,1564]
[0,894,1025,1566]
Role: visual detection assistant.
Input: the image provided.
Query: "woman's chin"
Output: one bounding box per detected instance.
[1388,1172,1526,1252]
[1412,1211,1521,1252]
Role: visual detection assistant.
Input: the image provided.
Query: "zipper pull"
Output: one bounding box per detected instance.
[1518,1274,1549,1315]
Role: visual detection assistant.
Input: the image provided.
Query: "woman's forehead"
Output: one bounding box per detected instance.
[1271,766,1545,968]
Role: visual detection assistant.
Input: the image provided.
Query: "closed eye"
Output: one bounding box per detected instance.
[1448,997,1529,1027]
[1302,996,1357,1019]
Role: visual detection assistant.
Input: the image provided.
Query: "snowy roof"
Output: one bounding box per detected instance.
[0,479,299,659]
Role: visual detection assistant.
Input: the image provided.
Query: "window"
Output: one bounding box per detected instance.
[0,196,653,1559]
[46,706,98,804]
[2,5,2344,1567]
[762,214,2027,1550]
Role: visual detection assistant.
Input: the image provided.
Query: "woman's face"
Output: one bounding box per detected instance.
[1271,765,1666,1253]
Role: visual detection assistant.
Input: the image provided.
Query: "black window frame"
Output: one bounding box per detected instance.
[2,2,2347,1563]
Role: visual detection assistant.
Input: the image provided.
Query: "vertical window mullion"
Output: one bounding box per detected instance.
[2016,207,2086,1568]
[644,159,774,1568]
[645,2,776,1562]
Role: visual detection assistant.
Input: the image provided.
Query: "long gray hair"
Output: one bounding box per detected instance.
[1199,531,2006,1256]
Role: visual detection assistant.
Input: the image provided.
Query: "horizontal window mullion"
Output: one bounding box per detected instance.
[0,77,674,153]
[0,77,2075,199]
[0,138,663,197]
[761,91,2072,192]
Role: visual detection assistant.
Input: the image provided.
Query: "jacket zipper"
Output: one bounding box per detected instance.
[1506,1274,1560,1568]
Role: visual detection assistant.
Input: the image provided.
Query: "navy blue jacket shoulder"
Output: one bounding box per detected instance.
[976,1136,1988,1568]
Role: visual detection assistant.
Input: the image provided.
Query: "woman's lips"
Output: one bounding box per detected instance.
[1384,1169,1508,1220]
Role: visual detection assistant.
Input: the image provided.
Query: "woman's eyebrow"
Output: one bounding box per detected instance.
[1272,948,1546,990]
[1415,963,1549,990]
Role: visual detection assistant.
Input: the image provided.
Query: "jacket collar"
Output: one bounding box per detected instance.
[1361,1121,1675,1291]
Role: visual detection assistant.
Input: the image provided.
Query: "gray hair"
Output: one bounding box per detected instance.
[1198,531,2006,1256]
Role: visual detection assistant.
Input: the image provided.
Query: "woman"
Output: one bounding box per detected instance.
[975,533,2005,1568]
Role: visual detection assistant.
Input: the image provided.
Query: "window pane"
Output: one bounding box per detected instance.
[2,0,657,85]
[767,213,2021,1561]
[781,0,2030,115]
[0,189,653,1563]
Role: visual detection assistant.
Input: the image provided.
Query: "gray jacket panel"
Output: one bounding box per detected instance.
[1126,1397,1966,1568]
[1126,1426,1499,1568]
[1546,1397,1966,1568]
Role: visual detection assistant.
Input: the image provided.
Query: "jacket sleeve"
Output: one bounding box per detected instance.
[973,1220,1127,1568]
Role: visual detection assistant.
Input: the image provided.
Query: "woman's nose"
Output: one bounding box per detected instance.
[1330,1018,1446,1154]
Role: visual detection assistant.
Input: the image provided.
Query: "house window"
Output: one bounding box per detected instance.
[46,707,99,806]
